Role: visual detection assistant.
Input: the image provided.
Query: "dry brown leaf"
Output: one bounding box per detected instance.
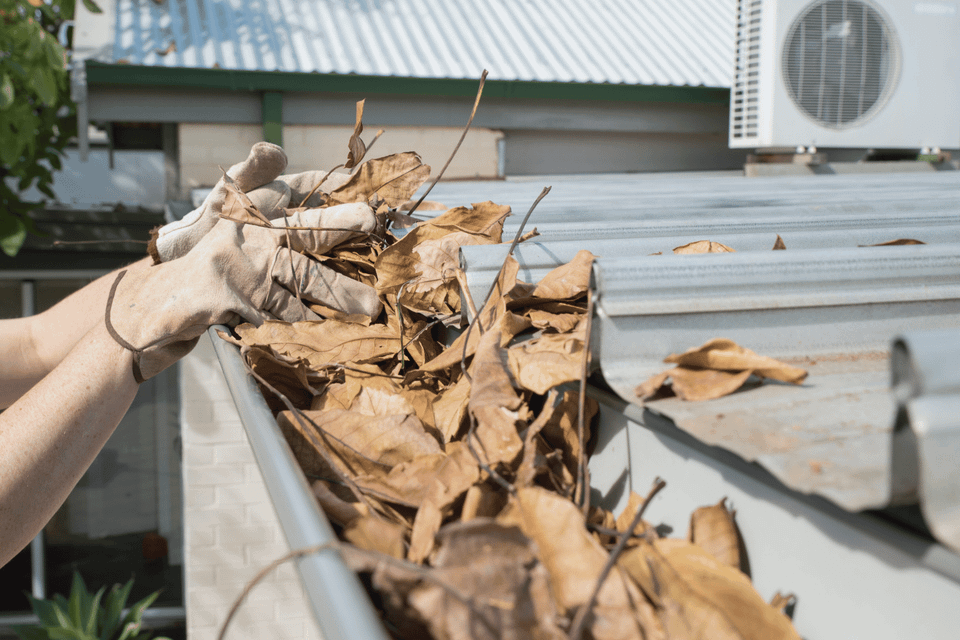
[506,323,586,395]
[375,204,510,317]
[352,452,449,508]
[236,320,400,367]
[219,171,272,227]
[772,235,786,250]
[343,514,407,559]
[312,480,368,526]
[277,408,440,477]
[527,309,582,333]
[636,367,753,402]
[345,99,367,169]
[408,519,566,640]
[529,249,595,300]
[689,498,742,571]
[418,256,522,374]
[433,375,472,442]
[504,487,657,640]
[666,338,808,384]
[615,491,656,538]
[620,538,800,640]
[407,442,483,563]
[329,152,431,207]
[311,363,400,412]
[467,329,525,467]
[860,238,926,246]
[460,483,507,521]
[538,390,597,480]
[673,240,736,254]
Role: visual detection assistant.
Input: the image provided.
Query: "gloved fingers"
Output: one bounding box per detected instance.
[151,143,288,262]
[246,180,292,219]
[277,170,352,208]
[226,142,289,193]
[277,202,377,254]
[260,280,324,323]
[272,249,383,318]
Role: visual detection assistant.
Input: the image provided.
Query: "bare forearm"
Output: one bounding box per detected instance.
[0,257,151,408]
[0,321,138,567]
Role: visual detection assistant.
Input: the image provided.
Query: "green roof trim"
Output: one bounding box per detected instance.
[84,62,730,104]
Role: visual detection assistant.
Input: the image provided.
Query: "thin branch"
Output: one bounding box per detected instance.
[406,70,488,216]
[217,543,336,640]
[569,477,667,640]
[299,164,345,208]
[53,239,149,245]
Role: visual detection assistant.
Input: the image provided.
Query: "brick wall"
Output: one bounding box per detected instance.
[180,334,323,640]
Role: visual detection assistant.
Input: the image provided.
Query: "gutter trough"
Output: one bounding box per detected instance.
[211,169,960,640]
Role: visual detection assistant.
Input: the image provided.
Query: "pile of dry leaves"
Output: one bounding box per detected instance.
[219,105,801,639]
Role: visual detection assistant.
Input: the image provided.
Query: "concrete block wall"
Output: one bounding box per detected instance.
[178,123,503,190]
[180,334,323,640]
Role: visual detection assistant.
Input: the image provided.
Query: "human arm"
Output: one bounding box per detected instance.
[0,202,380,565]
[0,320,138,567]
[0,257,151,409]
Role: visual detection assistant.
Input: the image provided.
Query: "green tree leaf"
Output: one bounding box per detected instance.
[0,74,14,109]
[82,0,103,14]
[0,214,27,257]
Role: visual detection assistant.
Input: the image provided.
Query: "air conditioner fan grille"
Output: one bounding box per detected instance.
[782,0,900,128]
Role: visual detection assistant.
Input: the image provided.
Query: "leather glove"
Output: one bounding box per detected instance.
[149,143,353,263]
[108,203,383,382]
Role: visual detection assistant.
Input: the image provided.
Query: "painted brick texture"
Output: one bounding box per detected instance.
[180,334,323,640]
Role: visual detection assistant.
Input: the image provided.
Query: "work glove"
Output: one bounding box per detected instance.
[149,142,352,263]
[108,203,383,382]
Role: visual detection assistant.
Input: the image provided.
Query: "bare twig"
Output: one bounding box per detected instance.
[576,287,595,517]
[568,477,667,640]
[217,543,337,640]
[406,70,488,217]
[299,164,345,208]
[53,239,149,245]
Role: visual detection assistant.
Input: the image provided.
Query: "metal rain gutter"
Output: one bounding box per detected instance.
[209,327,390,640]
[590,244,960,513]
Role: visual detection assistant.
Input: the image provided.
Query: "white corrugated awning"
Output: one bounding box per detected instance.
[78,0,734,88]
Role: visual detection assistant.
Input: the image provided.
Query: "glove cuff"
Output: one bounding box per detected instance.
[147,226,163,265]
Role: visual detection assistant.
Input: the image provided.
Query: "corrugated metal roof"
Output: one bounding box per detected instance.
[105,0,734,87]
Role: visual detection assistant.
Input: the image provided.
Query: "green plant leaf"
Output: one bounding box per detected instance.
[68,572,87,631]
[10,625,48,640]
[120,589,160,629]
[81,0,103,14]
[84,587,105,637]
[100,581,133,640]
[0,213,28,257]
[0,74,14,109]
[30,69,58,106]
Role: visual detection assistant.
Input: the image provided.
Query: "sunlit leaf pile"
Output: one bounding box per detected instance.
[220,105,802,640]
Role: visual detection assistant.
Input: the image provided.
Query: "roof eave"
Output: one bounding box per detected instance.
[83,61,730,105]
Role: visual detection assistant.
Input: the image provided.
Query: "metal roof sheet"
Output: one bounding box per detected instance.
[104,0,734,88]
[437,170,960,520]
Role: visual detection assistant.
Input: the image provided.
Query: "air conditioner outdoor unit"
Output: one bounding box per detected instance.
[729,0,960,150]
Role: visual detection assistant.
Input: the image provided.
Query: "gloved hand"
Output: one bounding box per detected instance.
[108,203,383,382]
[149,143,353,263]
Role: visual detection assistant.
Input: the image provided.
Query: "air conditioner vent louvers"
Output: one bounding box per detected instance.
[732,0,763,140]
[782,0,900,128]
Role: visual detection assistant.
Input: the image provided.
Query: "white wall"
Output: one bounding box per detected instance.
[179,334,323,640]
